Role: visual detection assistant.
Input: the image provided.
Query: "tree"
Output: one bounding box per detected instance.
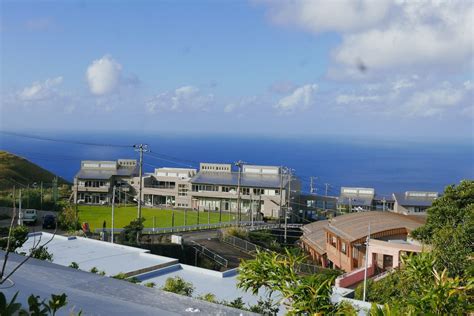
[120,217,145,245]
[237,249,339,315]
[161,276,194,296]
[30,246,53,262]
[58,204,80,231]
[358,252,472,315]
[411,180,474,278]
[0,291,69,316]
[0,226,28,252]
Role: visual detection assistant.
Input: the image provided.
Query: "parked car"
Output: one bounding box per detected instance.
[42,214,57,229]
[23,209,38,225]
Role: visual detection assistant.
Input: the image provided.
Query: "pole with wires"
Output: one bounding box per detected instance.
[279,166,283,226]
[111,185,115,244]
[134,144,149,220]
[284,169,292,244]
[235,160,245,226]
[363,222,371,302]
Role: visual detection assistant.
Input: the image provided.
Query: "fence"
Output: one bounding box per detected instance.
[190,240,228,268]
[219,233,328,275]
[93,220,267,234]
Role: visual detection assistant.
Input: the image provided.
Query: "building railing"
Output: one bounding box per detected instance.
[218,233,327,275]
[190,240,228,268]
[94,221,267,234]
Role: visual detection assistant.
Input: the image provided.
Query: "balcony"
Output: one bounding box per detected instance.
[77,185,110,193]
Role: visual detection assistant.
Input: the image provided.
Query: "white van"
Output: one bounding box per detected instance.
[23,209,38,224]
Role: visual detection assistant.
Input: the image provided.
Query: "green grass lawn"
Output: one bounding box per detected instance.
[77,205,247,231]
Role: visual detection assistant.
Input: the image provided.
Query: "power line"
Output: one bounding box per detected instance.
[0,131,133,148]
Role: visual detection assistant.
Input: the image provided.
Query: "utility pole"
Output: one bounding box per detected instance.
[12,186,16,222]
[325,183,330,196]
[279,166,284,226]
[111,186,115,244]
[18,188,22,226]
[363,222,371,302]
[310,177,317,194]
[250,191,253,228]
[40,182,43,211]
[184,208,187,226]
[172,209,175,227]
[134,144,149,219]
[284,168,293,244]
[235,160,244,226]
[382,197,386,211]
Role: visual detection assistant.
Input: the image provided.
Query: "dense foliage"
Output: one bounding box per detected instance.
[161,276,194,296]
[355,252,472,314]
[30,246,53,262]
[412,179,474,277]
[120,217,145,245]
[237,249,341,315]
[0,291,69,316]
[0,225,29,252]
[58,204,80,231]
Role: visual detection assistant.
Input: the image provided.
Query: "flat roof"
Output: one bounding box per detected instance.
[191,172,287,189]
[325,211,424,242]
[1,251,252,315]
[136,264,283,310]
[393,192,437,207]
[19,233,177,276]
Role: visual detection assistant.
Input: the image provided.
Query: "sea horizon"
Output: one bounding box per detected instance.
[1,130,472,196]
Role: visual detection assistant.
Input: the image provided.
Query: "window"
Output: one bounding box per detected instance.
[341,242,347,255]
[222,186,236,192]
[240,187,250,195]
[253,188,264,195]
[178,184,188,196]
[330,235,337,248]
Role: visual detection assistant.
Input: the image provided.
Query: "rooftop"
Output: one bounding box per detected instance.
[325,211,424,242]
[191,172,287,189]
[0,251,252,315]
[19,233,177,276]
[393,192,438,207]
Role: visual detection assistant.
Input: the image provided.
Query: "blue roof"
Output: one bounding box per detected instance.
[1,251,254,315]
[191,172,286,189]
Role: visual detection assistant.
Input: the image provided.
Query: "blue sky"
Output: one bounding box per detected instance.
[1,0,473,142]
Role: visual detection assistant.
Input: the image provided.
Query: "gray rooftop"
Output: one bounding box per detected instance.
[191,172,287,189]
[337,196,373,207]
[393,192,437,207]
[0,251,254,315]
[75,166,138,180]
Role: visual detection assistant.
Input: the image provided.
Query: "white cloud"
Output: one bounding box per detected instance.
[403,85,465,117]
[336,94,379,104]
[261,1,474,73]
[146,86,214,113]
[18,76,63,101]
[328,76,472,118]
[261,0,391,33]
[86,55,122,95]
[275,84,317,113]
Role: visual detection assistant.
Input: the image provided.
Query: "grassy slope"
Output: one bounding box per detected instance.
[0,151,70,190]
[77,205,249,231]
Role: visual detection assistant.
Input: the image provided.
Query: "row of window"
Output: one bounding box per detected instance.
[83,181,108,188]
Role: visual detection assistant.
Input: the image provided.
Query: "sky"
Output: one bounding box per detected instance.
[1,0,473,142]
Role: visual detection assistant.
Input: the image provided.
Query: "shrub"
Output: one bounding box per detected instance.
[68,262,79,269]
[161,276,194,296]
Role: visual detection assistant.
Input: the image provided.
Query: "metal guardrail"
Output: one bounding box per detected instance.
[219,233,327,274]
[93,221,268,234]
[190,240,228,268]
[220,235,260,254]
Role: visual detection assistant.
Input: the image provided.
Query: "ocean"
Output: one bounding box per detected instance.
[1,132,473,196]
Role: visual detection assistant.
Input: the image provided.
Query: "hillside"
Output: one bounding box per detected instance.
[0,151,70,190]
